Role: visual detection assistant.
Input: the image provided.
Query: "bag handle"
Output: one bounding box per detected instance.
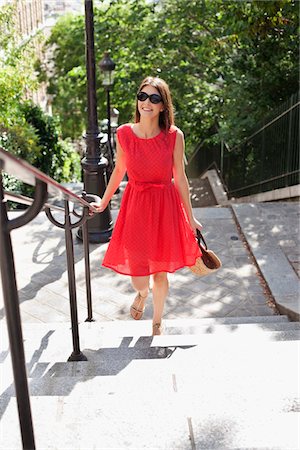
[196,229,208,250]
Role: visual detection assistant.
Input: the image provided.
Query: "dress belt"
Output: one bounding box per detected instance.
[128,180,172,192]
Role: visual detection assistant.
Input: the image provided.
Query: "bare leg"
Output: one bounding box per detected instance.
[152,272,169,333]
[131,276,150,298]
[130,276,150,319]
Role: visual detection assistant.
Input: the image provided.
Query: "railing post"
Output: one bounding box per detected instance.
[64,200,88,361]
[285,96,293,186]
[220,139,224,175]
[80,193,94,322]
[82,218,94,321]
[0,169,36,450]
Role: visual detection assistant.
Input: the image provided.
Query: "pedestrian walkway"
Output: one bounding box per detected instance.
[232,202,300,321]
[0,206,280,326]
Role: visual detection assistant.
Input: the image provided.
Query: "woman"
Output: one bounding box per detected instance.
[92,76,202,335]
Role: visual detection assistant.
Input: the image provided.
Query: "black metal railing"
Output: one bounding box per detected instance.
[188,91,300,198]
[0,146,102,450]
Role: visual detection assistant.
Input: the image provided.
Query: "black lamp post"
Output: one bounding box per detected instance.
[99,52,116,162]
[79,0,113,243]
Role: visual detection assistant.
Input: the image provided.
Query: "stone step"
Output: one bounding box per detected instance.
[1,320,299,370]
[11,338,300,380]
[2,337,299,449]
[163,320,300,336]
[0,314,292,342]
[156,315,291,325]
[189,177,218,207]
[2,316,299,449]
[1,317,299,356]
[3,396,298,449]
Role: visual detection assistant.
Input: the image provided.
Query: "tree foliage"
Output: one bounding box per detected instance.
[0,4,81,195]
[21,102,81,182]
[45,0,299,153]
[0,4,39,135]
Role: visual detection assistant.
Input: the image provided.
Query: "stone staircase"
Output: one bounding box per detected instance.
[189,178,218,208]
[1,315,299,449]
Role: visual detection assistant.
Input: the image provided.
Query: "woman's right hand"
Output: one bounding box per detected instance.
[89,200,107,215]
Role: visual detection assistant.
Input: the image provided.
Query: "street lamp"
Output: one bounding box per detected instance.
[79,0,113,243]
[99,52,115,161]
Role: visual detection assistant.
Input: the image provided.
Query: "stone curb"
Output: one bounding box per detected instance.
[231,203,300,321]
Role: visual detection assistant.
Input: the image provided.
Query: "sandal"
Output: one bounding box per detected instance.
[130,292,147,320]
[152,323,163,336]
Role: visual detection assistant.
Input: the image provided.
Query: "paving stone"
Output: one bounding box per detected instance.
[197,288,233,305]
[19,299,69,323]
[2,203,298,328]
[193,208,232,219]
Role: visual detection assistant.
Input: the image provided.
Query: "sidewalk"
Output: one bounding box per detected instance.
[232,202,300,321]
[0,204,288,326]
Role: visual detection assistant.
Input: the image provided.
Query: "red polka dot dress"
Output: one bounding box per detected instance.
[102,124,201,276]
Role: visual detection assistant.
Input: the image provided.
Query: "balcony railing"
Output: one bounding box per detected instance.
[0,146,102,450]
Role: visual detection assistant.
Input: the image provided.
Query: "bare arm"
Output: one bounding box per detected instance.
[92,135,127,213]
[173,129,202,234]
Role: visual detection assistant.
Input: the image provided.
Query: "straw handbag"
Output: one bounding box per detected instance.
[189,230,222,276]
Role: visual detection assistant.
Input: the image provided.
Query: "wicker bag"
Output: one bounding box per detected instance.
[189,230,222,276]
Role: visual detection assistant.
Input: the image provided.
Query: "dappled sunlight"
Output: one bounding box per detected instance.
[271,224,284,234]
[3,201,291,325]
[233,264,256,277]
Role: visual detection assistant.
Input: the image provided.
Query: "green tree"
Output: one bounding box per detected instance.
[21,102,81,182]
[0,5,39,124]
[215,0,299,146]
[44,0,299,153]
[45,13,87,138]
[0,4,81,196]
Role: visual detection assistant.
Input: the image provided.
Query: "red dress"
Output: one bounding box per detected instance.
[102,124,201,276]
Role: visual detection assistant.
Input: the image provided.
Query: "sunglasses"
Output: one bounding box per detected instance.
[137,91,162,104]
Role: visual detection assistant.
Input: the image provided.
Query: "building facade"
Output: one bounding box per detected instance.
[44,0,83,18]
[15,0,44,36]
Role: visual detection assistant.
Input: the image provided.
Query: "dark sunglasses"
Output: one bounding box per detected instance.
[137,91,162,104]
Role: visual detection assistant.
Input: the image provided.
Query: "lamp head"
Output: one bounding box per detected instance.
[99,51,116,87]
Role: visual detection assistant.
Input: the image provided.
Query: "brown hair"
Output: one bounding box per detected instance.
[134,76,175,131]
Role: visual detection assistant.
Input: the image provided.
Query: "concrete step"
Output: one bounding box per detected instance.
[189,177,218,207]
[155,315,291,325]
[14,337,300,379]
[2,317,299,449]
[157,320,300,336]
[1,317,299,359]
[2,395,298,449]
[1,320,299,370]
[0,314,293,343]
[2,336,299,449]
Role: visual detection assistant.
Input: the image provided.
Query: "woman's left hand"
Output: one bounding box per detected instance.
[190,217,203,236]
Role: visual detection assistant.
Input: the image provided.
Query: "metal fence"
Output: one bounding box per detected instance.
[188,91,300,198]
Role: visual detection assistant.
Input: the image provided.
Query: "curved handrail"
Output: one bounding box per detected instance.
[4,190,64,211]
[8,179,48,231]
[0,146,99,212]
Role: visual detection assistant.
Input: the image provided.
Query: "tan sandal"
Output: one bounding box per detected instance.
[130,292,147,320]
[152,323,163,336]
